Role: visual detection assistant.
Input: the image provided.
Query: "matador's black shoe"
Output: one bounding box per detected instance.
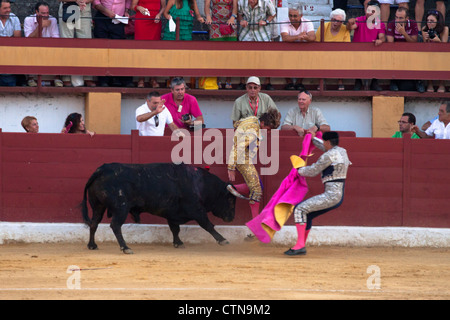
[284,247,307,256]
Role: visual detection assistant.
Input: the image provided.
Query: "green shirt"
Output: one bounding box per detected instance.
[392,131,420,139]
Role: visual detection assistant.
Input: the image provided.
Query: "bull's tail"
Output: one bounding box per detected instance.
[81,167,103,227]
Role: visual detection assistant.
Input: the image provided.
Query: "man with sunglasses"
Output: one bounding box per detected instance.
[136,91,181,136]
[231,76,278,126]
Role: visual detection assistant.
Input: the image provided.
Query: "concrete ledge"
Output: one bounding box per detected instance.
[0,222,449,248]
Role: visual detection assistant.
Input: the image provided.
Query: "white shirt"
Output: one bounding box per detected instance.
[425,118,450,139]
[0,13,21,37]
[136,103,173,136]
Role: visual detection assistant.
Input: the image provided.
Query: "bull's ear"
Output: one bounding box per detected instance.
[227,185,250,201]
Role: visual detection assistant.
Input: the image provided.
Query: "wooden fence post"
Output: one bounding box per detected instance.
[402,133,412,227]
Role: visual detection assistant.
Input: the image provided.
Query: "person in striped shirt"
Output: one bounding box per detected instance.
[237,0,276,42]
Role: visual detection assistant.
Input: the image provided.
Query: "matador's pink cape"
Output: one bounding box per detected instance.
[245,132,322,243]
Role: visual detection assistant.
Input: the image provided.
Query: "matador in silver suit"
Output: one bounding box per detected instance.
[285,131,351,256]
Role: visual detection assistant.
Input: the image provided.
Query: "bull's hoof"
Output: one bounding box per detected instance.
[218,240,229,246]
[122,248,134,254]
[173,243,185,249]
[87,244,98,250]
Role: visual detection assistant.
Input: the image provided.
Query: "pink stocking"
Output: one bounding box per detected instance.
[249,202,260,219]
[291,223,306,250]
[234,183,250,195]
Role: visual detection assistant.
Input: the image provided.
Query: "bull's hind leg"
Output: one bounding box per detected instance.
[110,210,134,254]
[168,222,184,248]
[87,205,106,251]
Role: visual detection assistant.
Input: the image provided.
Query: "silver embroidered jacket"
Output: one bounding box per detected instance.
[297,138,351,183]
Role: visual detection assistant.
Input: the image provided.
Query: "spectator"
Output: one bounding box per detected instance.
[316,8,350,91]
[231,76,278,125]
[58,0,96,87]
[379,0,409,26]
[422,9,448,93]
[161,77,204,130]
[93,0,134,87]
[205,0,238,89]
[163,0,204,41]
[347,0,385,91]
[0,0,20,38]
[281,90,330,137]
[0,0,21,87]
[236,0,276,90]
[21,116,39,133]
[280,3,314,91]
[415,0,446,30]
[24,2,63,88]
[386,7,425,93]
[62,112,95,136]
[136,91,183,136]
[411,101,450,139]
[392,112,420,138]
[132,0,165,88]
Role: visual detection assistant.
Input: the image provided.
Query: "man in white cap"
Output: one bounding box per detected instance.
[231,76,279,126]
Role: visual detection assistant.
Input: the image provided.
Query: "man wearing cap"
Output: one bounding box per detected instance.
[231,76,279,125]
[285,131,351,256]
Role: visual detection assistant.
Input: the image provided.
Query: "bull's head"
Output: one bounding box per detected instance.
[210,185,237,223]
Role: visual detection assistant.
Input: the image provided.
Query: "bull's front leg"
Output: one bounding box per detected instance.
[168,221,184,248]
[196,216,229,246]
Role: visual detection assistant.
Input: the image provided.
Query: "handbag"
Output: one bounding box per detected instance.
[219,23,234,36]
[199,77,219,90]
[62,2,79,23]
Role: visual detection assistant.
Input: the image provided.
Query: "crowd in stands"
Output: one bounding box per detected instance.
[20,76,450,139]
[0,0,448,91]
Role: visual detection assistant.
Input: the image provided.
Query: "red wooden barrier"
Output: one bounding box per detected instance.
[0,129,449,228]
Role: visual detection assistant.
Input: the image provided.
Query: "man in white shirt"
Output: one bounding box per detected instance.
[412,101,450,139]
[136,91,183,137]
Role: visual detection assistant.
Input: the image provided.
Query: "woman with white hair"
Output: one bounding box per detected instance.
[316,8,350,90]
[316,9,350,42]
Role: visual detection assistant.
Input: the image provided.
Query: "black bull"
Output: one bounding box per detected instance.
[81,162,238,254]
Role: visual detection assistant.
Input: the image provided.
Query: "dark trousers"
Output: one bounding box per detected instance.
[94,12,133,86]
[305,182,346,231]
[0,74,17,86]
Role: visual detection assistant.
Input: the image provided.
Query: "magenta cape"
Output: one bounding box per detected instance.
[245,133,321,243]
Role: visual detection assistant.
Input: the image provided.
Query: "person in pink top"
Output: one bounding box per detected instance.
[93,0,134,87]
[24,1,60,38]
[347,0,385,91]
[24,2,63,87]
[280,3,315,91]
[161,77,204,130]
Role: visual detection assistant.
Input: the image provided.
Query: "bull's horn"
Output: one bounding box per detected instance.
[227,185,250,201]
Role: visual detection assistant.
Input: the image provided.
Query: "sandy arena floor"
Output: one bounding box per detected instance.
[0,241,449,300]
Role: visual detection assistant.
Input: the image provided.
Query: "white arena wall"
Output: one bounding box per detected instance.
[0,222,449,248]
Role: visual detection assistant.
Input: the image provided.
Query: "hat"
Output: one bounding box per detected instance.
[246,76,261,86]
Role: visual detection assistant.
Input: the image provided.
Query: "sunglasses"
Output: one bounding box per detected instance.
[154,114,159,127]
